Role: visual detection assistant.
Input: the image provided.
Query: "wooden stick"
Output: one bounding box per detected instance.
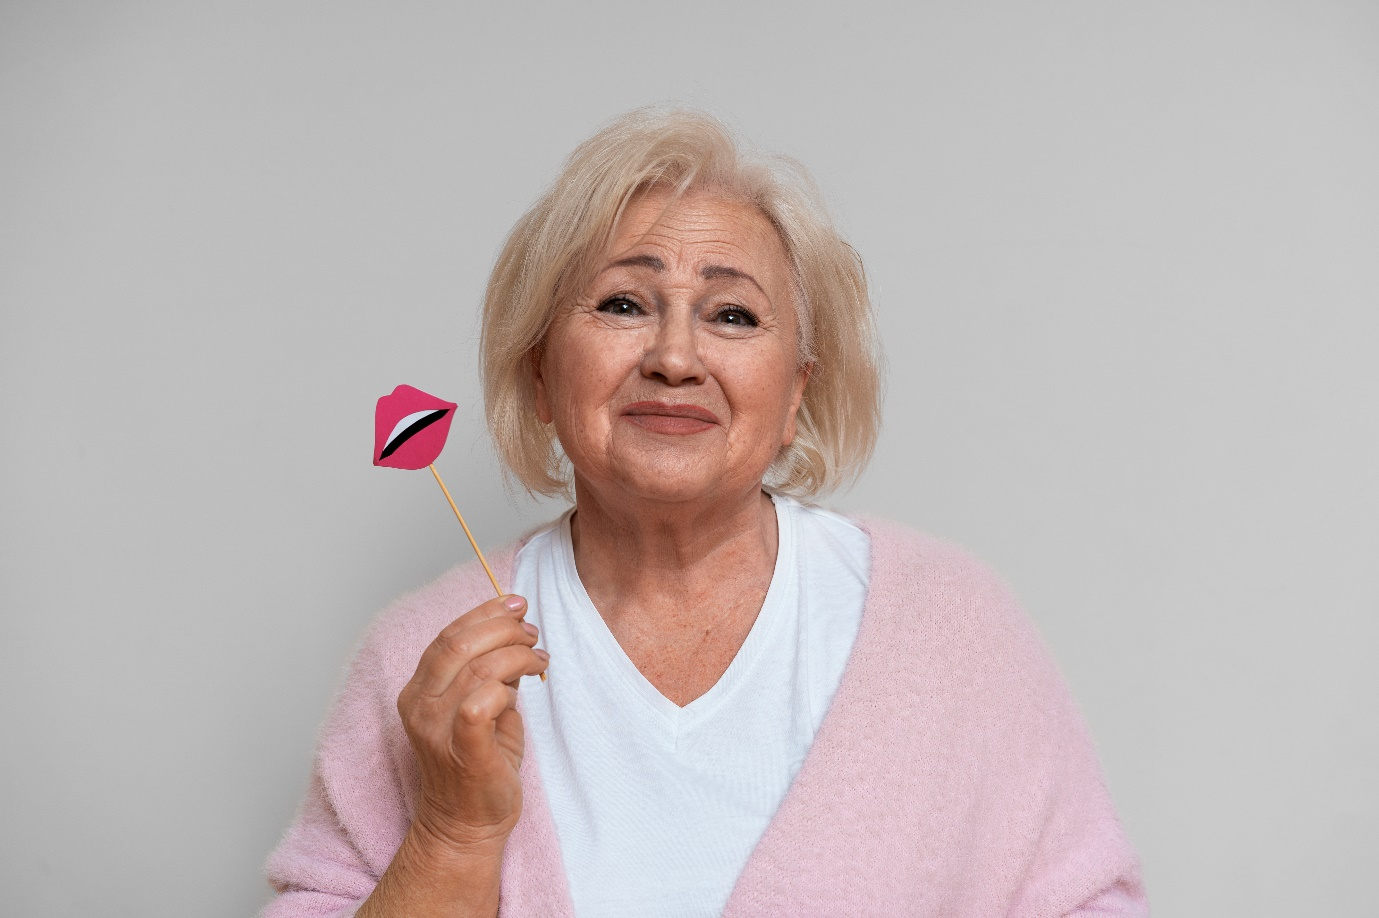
[430,463,503,596]
[429,463,546,681]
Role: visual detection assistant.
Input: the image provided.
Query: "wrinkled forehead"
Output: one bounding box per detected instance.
[592,185,797,295]
[614,192,779,265]
[614,183,765,235]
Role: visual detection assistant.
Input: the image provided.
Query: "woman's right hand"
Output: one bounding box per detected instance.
[396,593,550,858]
[355,594,548,918]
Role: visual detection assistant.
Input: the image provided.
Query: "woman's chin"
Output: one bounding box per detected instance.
[618,469,724,504]
[580,461,750,508]
[570,432,772,508]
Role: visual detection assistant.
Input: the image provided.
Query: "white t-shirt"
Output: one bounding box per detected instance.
[513,493,869,918]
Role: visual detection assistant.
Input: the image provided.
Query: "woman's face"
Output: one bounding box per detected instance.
[534,187,809,508]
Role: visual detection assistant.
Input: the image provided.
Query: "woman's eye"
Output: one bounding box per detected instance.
[597,296,642,316]
[714,306,759,327]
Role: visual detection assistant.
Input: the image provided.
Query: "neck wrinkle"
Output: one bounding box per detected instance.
[568,480,779,630]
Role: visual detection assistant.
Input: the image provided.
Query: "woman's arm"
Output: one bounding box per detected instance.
[263,590,547,918]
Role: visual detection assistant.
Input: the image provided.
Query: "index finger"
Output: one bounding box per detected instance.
[440,594,528,638]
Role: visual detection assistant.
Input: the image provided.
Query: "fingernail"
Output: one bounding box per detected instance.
[503,595,526,612]
[533,648,550,661]
[521,622,538,637]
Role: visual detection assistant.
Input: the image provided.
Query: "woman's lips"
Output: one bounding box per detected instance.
[621,401,720,435]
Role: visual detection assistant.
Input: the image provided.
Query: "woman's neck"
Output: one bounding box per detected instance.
[567,480,779,705]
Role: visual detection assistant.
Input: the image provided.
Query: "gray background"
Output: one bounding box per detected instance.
[2,2,1375,916]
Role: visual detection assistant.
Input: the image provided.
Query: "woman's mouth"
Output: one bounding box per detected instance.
[621,401,720,435]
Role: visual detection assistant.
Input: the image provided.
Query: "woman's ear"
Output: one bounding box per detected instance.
[781,360,814,447]
[531,346,554,425]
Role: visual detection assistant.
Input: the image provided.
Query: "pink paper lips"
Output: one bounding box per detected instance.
[373,384,457,470]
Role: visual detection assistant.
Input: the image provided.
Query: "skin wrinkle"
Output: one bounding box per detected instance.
[531,188,809,705]
[603,252,772,301]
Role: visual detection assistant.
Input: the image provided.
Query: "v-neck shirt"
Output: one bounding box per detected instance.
[513,493,869,918]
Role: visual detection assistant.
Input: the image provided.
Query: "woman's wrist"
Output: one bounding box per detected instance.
[356,823,507,918]
[407,814,512,867]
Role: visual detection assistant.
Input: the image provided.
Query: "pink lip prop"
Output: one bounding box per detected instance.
[374,384,458,470]
[372,384,545,681]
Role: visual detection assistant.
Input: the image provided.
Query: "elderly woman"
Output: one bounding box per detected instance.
[264,109,1147,918]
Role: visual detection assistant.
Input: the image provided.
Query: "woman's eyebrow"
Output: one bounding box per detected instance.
[600,256,766,298]
[606,254,666,272]
[700,264,767,298]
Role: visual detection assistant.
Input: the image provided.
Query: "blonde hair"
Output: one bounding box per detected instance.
[481,106,882,498]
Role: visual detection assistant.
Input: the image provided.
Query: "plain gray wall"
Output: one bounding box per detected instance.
[2,2,1375,915]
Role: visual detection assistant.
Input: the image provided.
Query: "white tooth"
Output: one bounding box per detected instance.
[385,409,445,451]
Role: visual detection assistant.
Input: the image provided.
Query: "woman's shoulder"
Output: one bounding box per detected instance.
[843,514,1008,589]
[843,514,1044,652]
[782,500,1013,610]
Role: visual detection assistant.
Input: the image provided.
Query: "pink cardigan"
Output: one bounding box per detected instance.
[264,517,1147,917]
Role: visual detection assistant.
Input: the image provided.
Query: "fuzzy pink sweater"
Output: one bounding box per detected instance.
[263,517,1147,917]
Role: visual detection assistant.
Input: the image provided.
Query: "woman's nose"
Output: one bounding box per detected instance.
[640,312,706,386]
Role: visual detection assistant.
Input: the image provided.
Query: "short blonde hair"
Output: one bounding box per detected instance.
[481,106,882,498]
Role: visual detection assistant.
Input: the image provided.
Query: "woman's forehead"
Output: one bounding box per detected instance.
[599,189,790,282]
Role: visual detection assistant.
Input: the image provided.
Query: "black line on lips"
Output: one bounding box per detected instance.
[379,409,450,460]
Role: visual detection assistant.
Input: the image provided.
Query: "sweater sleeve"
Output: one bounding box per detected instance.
[260,604,425,918]
[1020,674,1148,916]
[978,575,1147,918]
[905,525,1148,917]
[1011,734,1149,918]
